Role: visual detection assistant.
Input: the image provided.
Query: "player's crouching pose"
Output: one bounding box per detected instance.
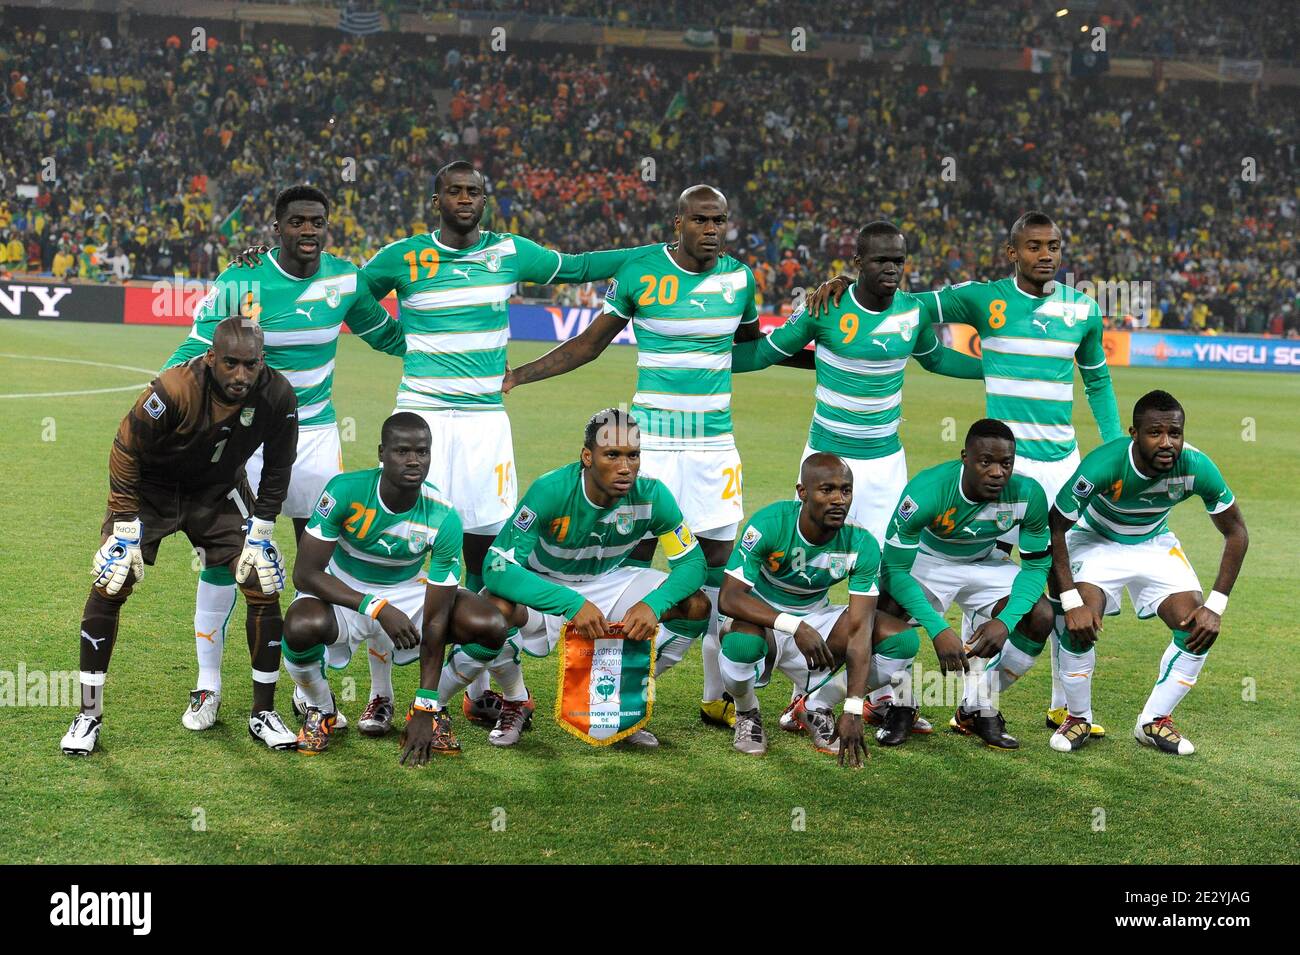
[473,409,709,748]
[1046,390,1247,755]
[281,414,508,763]
[719,453,919,767]
[880,420,1056,750]
[62,319,297,756]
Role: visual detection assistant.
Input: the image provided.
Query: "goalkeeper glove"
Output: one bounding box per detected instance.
[93,519,144,595]
[235,518,285,594]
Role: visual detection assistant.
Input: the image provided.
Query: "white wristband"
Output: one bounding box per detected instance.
[1204,590,1228,616]
[1059,589,1084,612]
[843,696,865,716]
[773,613,801,636]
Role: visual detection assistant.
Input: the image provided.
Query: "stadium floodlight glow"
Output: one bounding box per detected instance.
[1056,8,1069,16]
[1080,24,1089,32]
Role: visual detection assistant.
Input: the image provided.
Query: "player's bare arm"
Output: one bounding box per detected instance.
[400,582,458,766]
[504,312,628,393]
[292,533,419,649]
[826,591,876,768]
[719,575,833,670]
[1049,505,1103,647]
[1180,503,1248,652]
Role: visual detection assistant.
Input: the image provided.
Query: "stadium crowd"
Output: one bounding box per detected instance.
[0,25,1294,334]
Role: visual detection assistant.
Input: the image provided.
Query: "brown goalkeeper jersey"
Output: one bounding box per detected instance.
[107,356,298,521]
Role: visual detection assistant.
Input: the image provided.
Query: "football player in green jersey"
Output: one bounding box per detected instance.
[880,420,1056,750]
[814,210,1124,735]
[1046,391,1248,755]
[165,185,407,738]
[719,453,920,766]
[475,408,709,748]
[503,185,769,733]
[733,221,983,540]
[359,161,656,734]
[281,413,509,762]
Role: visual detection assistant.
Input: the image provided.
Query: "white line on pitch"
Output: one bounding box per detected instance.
[0,353,155,399]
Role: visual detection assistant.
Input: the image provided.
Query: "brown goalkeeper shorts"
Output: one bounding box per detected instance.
[101,480,255,570]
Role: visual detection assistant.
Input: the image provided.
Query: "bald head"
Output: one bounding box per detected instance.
[212,316,265,356]
[800,452,851,487]
[677,184,727,215]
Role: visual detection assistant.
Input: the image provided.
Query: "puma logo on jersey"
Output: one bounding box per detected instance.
[294,306,315,322]
[376,539,400,554]
[962,527,978,536]
[81,631,106,650]
[1031,319,1051,334]
[452,267,472,281]
[690,298,708,310]
[792,570,814,585]
[871,338,889,350]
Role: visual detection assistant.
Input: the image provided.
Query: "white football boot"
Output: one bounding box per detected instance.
[61,712,102,756]
[248,710,297,750]
[181,689,221,731]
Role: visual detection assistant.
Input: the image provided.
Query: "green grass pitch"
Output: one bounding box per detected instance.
[1,319,1296,864]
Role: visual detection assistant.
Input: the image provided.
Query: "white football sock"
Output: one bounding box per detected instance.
[994,640,1038,692]
[717,649,759,712]
[487,651,529,703]
[284,658,332,711]
[805,667,846,712]
[1140,641,1208,723]
[1048,604,1067,708]
[194,578,236,693]
[654,628,691,677]
[869,653,914,705]
[80,671,106,719]
[366,635,395,701]
[1057,644,1095,722]
[438,648,487,703]
[465,670,492,701]
[700,584,725,701]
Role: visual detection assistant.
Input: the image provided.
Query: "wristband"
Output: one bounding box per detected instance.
[843,696,865,716]
[1059,589,1084,612]
[1204,590,1228,615]
[773,613,800,636]
[358,594,388,619]
[412,688,440,713]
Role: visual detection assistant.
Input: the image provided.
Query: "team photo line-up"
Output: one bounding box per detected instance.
[61,165,1248,766]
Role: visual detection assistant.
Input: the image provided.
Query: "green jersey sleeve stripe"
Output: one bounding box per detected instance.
[304,525,338,542]
[602,300,631,319]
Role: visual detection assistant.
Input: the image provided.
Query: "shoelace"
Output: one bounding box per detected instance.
[362,697,390,720]
[1151,716,1178,737]
[72,713,96,734]
[496,702,524,732]
[739,712,763,741]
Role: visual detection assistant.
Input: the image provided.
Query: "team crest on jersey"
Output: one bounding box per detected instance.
[408,530,428,553]
[720,279,735,304]
[484,251,501,273]
[514,506,537,533]
[1166,478,1187,500]
[829,555,847,579]
[240,408,255,427]
[143,392,166,419]
[898,317,915,342]
[898,495,919,522]
[740,525,762,551]
[316,491,335,518]
[325,286,341,309]
[995,506,1015,531]
[1072,475,1095,498]
[1070,560,1082,575]
[615,509,635,535]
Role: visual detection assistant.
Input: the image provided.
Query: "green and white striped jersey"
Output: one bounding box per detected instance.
[881,459,1051,636]
[165,250,405,427]
[603,246,758,450]
[363,231,650,412]
[743,286,953,458]
[726,500,880,614]
[1055,438,1235,545]
[921,278,1122,462]
[304,467,463,588]
[485,461,706,620]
